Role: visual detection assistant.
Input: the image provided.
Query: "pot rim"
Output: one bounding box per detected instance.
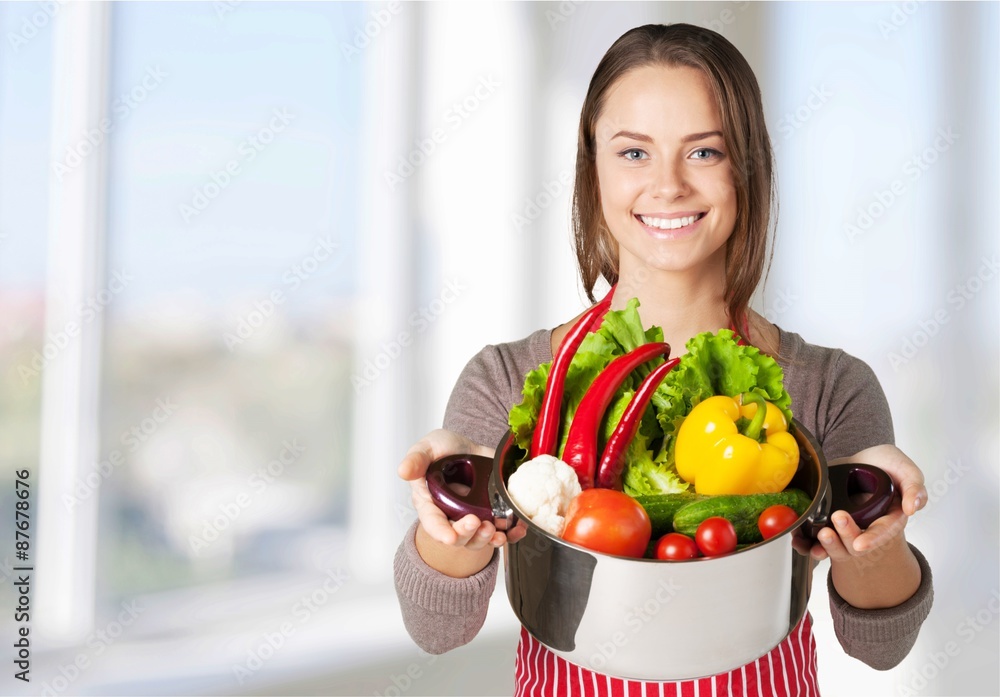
[493,418,830,562]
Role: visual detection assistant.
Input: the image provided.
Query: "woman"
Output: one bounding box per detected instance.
[394,24,933,695]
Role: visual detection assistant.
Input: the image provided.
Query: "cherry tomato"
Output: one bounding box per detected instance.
[655,532,700,561]
[562,489,651,558]
[695,516,737,556]
[758,504,799,540]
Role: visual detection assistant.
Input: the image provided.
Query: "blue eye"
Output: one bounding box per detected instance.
[619,148,648,161]
[692,147,722,160]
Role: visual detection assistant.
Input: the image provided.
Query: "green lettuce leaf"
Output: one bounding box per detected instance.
[506,300,792,497]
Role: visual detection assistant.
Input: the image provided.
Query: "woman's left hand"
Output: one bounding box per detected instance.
[794,444,927,562]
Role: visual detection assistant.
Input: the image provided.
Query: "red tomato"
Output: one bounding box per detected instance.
[695,517,737,556]
[758,504,799,540]
[562,489,651,558]
[655,532,700,561]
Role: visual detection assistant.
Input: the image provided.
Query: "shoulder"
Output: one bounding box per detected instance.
[776,327,880,390]
[457,328,552,392]
[775,326,894,459]
[443,329,552,450]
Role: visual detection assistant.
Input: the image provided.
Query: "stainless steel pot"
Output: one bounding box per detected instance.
[426,421,894,681]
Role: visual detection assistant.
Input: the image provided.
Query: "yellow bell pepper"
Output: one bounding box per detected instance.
[675,392,799,495]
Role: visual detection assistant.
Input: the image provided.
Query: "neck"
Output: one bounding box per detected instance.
[610,254,733,357]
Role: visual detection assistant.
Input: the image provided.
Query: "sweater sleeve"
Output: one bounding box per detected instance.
[393,521,500,654]
[827,543,934,669]
[393,343,519,653]
[809,348,933,668]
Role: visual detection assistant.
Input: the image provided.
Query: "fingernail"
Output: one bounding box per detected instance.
[835,516,847,528]
[914,494,924,510]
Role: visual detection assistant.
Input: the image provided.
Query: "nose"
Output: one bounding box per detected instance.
[650,155,689,200]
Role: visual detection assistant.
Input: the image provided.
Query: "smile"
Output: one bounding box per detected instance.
[637,212,707,230]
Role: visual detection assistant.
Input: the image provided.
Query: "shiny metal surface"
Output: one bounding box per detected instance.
[493,421,829,681]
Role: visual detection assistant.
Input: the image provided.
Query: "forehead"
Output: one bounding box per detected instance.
[595,64,722,141]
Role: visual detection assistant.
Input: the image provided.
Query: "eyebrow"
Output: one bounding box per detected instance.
[610,129,723,143]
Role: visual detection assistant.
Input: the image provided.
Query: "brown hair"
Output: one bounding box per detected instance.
[573,23,777,343]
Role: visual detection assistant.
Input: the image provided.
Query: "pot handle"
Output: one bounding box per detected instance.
[819,463,896,531]
[425,454,496,523]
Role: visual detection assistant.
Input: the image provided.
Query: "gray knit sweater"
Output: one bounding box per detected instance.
[394,325,933,672]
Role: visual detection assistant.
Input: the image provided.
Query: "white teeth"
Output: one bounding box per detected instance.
[640,214,702,230]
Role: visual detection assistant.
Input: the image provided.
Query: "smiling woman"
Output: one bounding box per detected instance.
[573,28,777,356]
[395,21,935,697]
[592,64,738,320]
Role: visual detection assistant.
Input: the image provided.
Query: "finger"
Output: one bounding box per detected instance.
[852,507,908,553]
[831,511,863,555]
[398,429,494,480]
[506,524,527,545]
[817,526,853,562]
[398,437,440,480]
[791,535,812,556]
[902,482,927,516]
[810,541,829,561]
[414,502,458,544]
[452,514,483,547]
[462,520,498,551]
[410,480,460,544]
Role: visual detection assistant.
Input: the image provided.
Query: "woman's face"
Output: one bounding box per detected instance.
[594,64,737,279]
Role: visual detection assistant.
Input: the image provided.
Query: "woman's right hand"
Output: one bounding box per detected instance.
[398,428,523,577]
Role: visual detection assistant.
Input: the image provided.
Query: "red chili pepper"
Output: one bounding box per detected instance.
[595,356,680,489]
[585,283,617,333]
[728,318,750,346]
[562,342,671,489]
[529,293,614,458]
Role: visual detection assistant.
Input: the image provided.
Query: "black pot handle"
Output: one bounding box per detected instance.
[809,463,896,537]
[425,454,495,522]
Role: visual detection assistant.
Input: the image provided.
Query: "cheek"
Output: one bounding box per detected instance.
[596,164,638,212]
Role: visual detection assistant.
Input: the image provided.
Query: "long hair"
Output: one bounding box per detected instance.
[572,23,776,340]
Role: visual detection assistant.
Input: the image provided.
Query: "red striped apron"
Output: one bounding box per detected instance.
[514,612,819,697]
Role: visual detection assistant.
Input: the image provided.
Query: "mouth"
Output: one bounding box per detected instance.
[636,212,707,231]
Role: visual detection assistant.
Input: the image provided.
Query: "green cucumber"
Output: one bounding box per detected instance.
[633,492,709,538]
[672,489,812,544]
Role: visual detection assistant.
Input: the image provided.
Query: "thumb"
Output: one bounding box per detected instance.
[397,429,493,481]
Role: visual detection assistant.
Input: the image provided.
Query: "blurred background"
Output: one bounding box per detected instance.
[0,1,996,695]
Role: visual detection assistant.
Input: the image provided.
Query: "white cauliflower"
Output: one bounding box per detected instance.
[506,455,582,536]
